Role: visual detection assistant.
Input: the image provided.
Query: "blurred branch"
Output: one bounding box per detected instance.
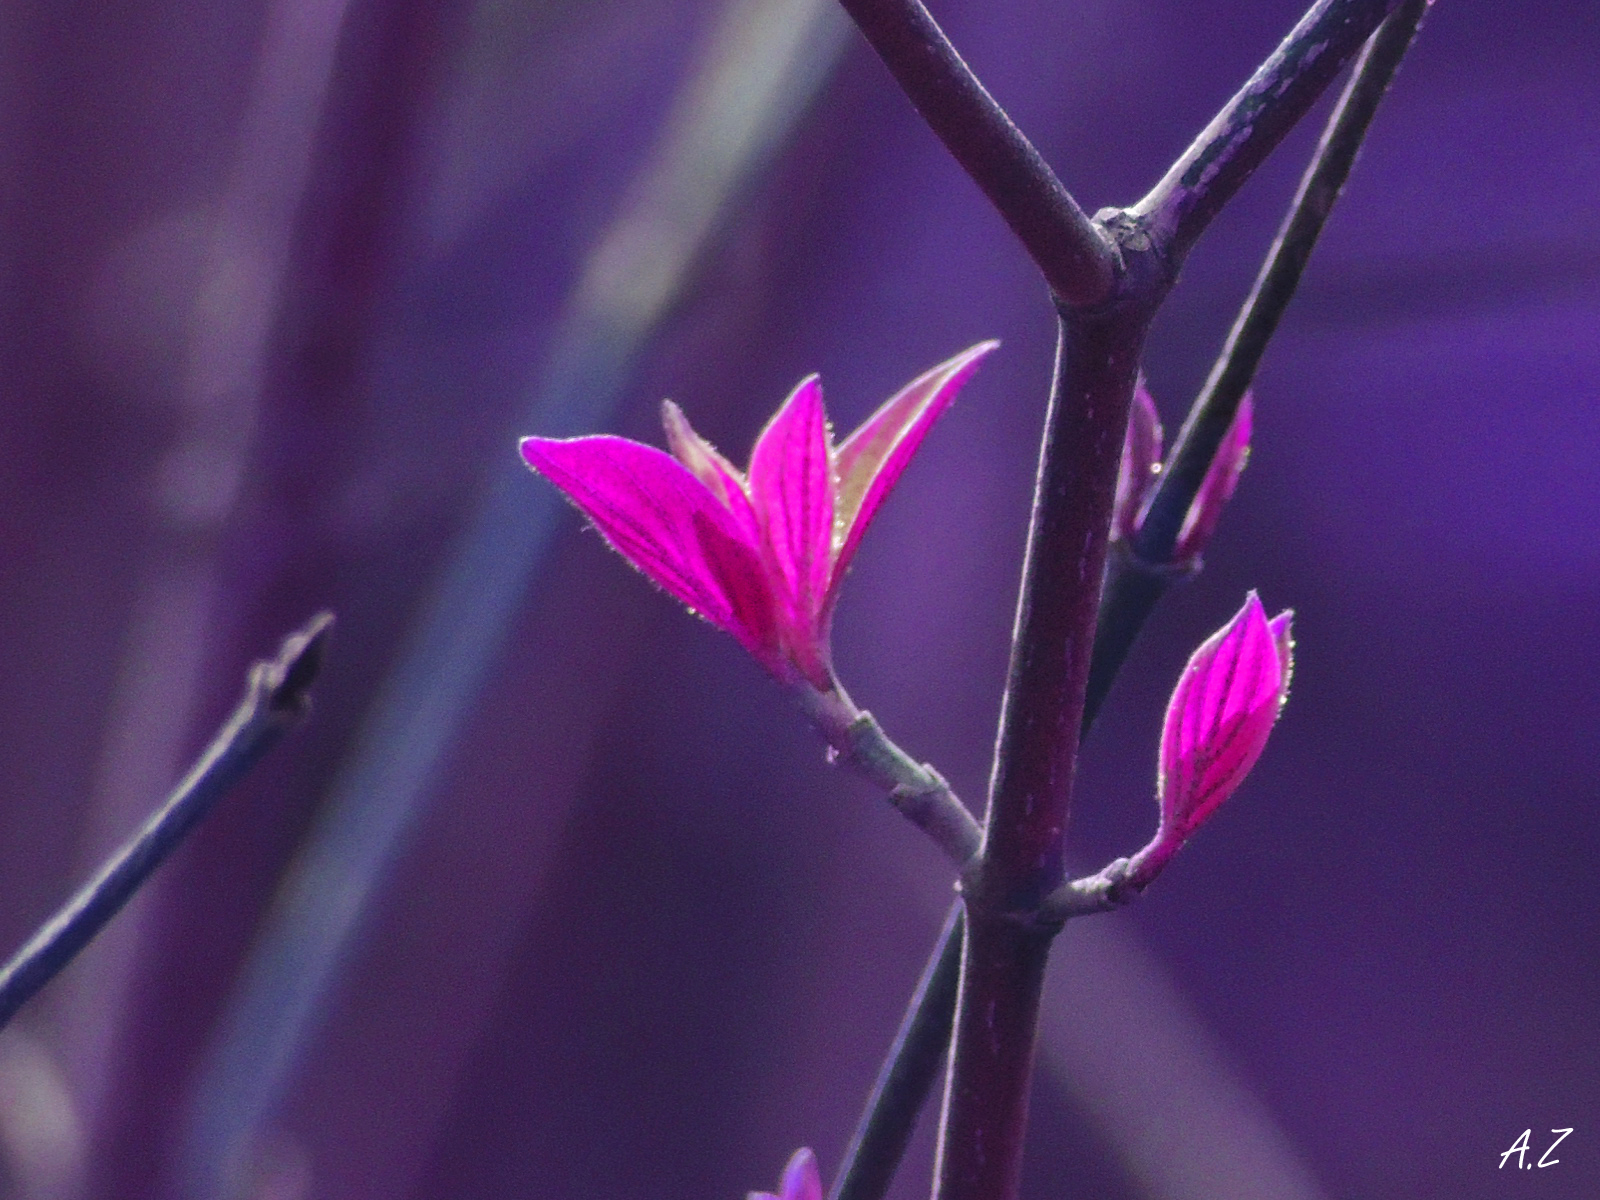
[830,906,963,1200]
[0,614,331,1033]
[1132,0,1406,265]
[835,0,1114,306]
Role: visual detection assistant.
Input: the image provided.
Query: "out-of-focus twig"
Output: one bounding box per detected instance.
[1094,0,1432,706]
[1133,0,1431,561]
[0,614,331,1033]
[180,4,851,1196]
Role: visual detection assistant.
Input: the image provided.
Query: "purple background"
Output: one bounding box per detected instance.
[0,1,1594,1197]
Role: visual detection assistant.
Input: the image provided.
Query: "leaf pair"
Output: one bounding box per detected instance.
[522,342,997,687]
[1114,380,1254,563]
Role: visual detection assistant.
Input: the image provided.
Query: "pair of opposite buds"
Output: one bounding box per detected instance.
[519,344,1289,876]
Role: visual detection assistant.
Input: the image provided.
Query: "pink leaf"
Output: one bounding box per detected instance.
[1113,378,1164,540]
[832,341,997,588]
[661,399,762,544]
[747,376,835,683]
[748,1148,822,1200]
[1173,391,1253,560]
[1158,592,1291,838]
[1269,607,1295,695]
[520,435,773,653]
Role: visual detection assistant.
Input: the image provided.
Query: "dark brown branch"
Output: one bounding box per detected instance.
[932,916,1052,1200]
[0,614,332,1032]
[824,4,1433,1200]
[836,0,1115,306]
[977,308,1147,912]
[1132,0,1406,265]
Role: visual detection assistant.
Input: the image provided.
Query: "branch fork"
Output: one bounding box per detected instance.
[814,3,1431,1200]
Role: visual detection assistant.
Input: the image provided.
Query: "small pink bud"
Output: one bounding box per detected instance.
[1112,379,1163,541]
[748,1148,822,1200]
[1157,591,1292,843]
[1172,392,1252,562]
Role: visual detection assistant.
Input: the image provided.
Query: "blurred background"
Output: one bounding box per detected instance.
[0,0,1594,1196]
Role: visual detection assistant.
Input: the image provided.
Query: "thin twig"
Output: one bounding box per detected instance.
[1133,0,1430,559]
[0,613,332,1033]
[800,683,982,868]
[829,904,963,1200]
[836,0,1115,306]
[1132,0,1405,264]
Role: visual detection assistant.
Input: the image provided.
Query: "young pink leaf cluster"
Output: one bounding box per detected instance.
[748,1148,822,1200]
[521,342,996,688]
[1155,591,1293,851]
[1112,381,1254,562]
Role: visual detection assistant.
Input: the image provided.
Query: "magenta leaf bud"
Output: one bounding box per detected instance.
[748,1148,822,1200]
[521,342,996,688]
[1157,591,1292,844]
[1112,378,1164,541]
[1172,391,1253,562]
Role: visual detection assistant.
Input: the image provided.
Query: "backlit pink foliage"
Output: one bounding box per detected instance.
[748,1148,823,1200]
[1111,379,1163,541]
[521,342,996,687]
[1173,394,1253,561]
[1157,591,1292,844]
[1110,384,1253,562]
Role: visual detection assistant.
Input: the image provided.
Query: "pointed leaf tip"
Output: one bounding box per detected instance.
[1174,391,1253,560]
[1158,591,1290,840]
[1114,378,1164,540]
[778,1148,822,1200]
[748,376,835,684]
[831,341,998,588]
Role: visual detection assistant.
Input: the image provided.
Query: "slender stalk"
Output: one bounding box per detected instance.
[1132,0,1405,264]
[801,683,982,868]
[0,614,331,1032]
[1132,0,1431,560]
[834,0,1114,306]
[830,905,964,1200]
